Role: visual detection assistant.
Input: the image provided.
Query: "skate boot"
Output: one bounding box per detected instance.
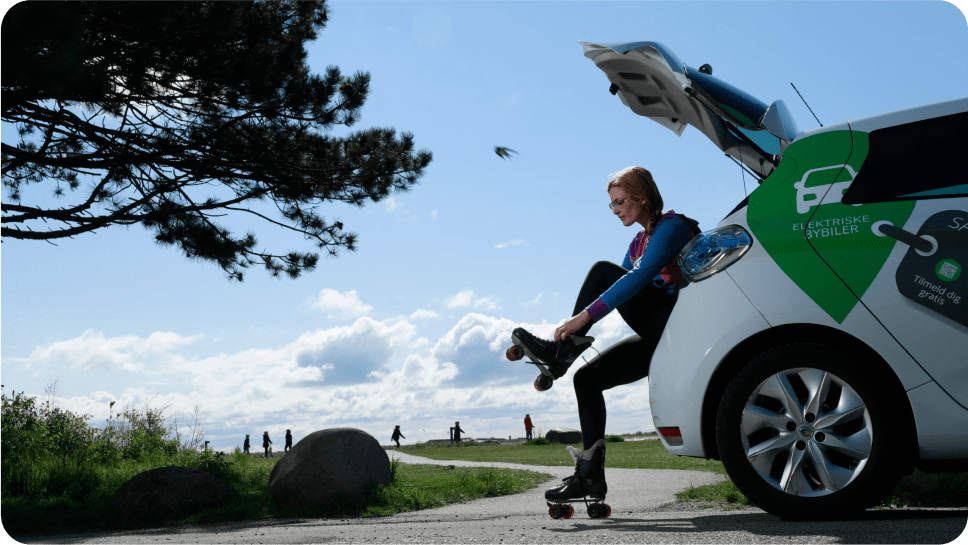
[545,439,611,519]
[545,439,607,501]
[510,328,594,378]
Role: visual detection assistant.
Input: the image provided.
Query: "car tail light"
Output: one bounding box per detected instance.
[658,427,684,446]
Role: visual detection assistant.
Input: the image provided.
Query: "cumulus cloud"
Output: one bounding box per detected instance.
[293,317,417,385]
[443,289,499,311]
[15,329,202,372]
[309,289,373,319]
[11,301,655,451]
[409,309,440,320]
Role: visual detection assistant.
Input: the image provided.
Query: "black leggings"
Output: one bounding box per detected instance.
[572,262,676,450]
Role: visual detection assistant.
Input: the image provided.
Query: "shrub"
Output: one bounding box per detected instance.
[606,435,625,443]
[2,385,202,503]
[525,438,550,446]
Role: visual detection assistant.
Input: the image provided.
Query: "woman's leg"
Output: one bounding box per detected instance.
[571,261,628,337]
[572,287,675,451]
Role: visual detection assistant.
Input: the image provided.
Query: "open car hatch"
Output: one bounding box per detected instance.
[580,40,799,179]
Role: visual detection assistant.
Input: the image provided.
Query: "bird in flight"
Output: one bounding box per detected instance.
[494,146,518,159]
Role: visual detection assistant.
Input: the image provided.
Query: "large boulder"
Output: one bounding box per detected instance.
[112,466,227,517]
[546,427,583,445]
[268,427,391,509]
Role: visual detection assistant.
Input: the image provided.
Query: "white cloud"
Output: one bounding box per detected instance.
[12,306,655,451]
[385,196,401,212]
[309,289,373,319]
[15,329,202,372]
[430,210,438,220]
[494,239,526,249]
[443,289,499,311]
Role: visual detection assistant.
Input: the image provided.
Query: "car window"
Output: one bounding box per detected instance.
[843,112,968,204]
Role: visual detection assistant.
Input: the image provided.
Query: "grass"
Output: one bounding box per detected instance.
[2,453,552,537]
[675,479,751,510]
[401,438,727,474]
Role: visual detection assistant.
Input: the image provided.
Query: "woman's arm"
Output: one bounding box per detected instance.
[556,217,693,340]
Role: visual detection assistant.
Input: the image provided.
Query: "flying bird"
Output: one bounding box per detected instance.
[494,146,518,159]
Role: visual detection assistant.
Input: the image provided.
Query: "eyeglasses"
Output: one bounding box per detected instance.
[609,198,627,211]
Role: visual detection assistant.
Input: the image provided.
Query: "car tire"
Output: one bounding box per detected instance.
[715,343,903,520]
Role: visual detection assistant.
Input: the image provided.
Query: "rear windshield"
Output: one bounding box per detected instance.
[843,112,968,204]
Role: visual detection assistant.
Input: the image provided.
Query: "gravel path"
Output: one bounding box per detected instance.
[11,451,966,544]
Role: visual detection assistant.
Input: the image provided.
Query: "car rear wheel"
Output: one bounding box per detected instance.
[716,343,903,520]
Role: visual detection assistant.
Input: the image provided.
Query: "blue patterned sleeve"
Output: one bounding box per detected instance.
[589,217,694,320]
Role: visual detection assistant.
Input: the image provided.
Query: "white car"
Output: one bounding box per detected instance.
[582,40,968,519]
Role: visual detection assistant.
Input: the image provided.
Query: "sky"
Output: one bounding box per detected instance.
[2,1,967,452]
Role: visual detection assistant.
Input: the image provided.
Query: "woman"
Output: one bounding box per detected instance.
[512,166,698,502]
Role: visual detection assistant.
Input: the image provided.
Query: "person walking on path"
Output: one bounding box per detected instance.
[262,431,273,458]
[285,429,293,452]
[511,166,700,502]
[243,434,250,454]
[524,414,534,441]
[391,425,405,448]
[452,421,466,445]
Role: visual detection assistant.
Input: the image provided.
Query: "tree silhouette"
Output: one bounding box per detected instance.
[2,1,432,280]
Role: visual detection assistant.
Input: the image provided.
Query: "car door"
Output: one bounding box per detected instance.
[814,102,968,407]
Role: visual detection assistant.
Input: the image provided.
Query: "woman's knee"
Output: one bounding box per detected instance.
[573,364,603,397]
[588,261,623,278]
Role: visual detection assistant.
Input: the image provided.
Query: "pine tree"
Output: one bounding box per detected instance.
[1,1,432,280]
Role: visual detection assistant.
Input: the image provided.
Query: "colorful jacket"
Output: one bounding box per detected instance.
[585,211,698,322]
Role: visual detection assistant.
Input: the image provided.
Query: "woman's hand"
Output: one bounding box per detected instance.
[555,311,591,341]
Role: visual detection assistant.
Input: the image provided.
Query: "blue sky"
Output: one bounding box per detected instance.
[2,1,967,451]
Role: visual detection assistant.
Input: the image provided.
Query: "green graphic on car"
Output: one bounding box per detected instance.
[747,130,916,323]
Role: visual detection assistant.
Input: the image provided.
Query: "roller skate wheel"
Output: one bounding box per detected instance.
[548,505,561,519]
[601,503,611,518]
[563,504,575,519]
[534,375,553,392]
[506,345,524,361]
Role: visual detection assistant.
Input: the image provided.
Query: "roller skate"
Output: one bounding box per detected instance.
[545,439,611,519]
[505,327,594,392]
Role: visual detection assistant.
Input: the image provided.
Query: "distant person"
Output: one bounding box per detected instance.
[263,431,273,458]
[391,425,405,448]
[453,421,466,445]
[285,429,293,452]
[243,434,250,454]
[524,414,534,441]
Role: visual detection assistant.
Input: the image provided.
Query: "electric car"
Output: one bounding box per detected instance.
[581,40,968,519]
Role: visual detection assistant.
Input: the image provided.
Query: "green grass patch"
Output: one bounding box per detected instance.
[878,471,968,508]
[354,462,551,517]
[2,455,551,537]
[401,439,727,473]
[675,479,751,510]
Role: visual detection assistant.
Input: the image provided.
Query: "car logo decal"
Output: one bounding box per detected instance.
[748,130,915,323]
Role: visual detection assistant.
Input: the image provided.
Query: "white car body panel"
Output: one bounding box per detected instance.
[907,381,968,458]
[858,198,968,408]
[649,268,770,457]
